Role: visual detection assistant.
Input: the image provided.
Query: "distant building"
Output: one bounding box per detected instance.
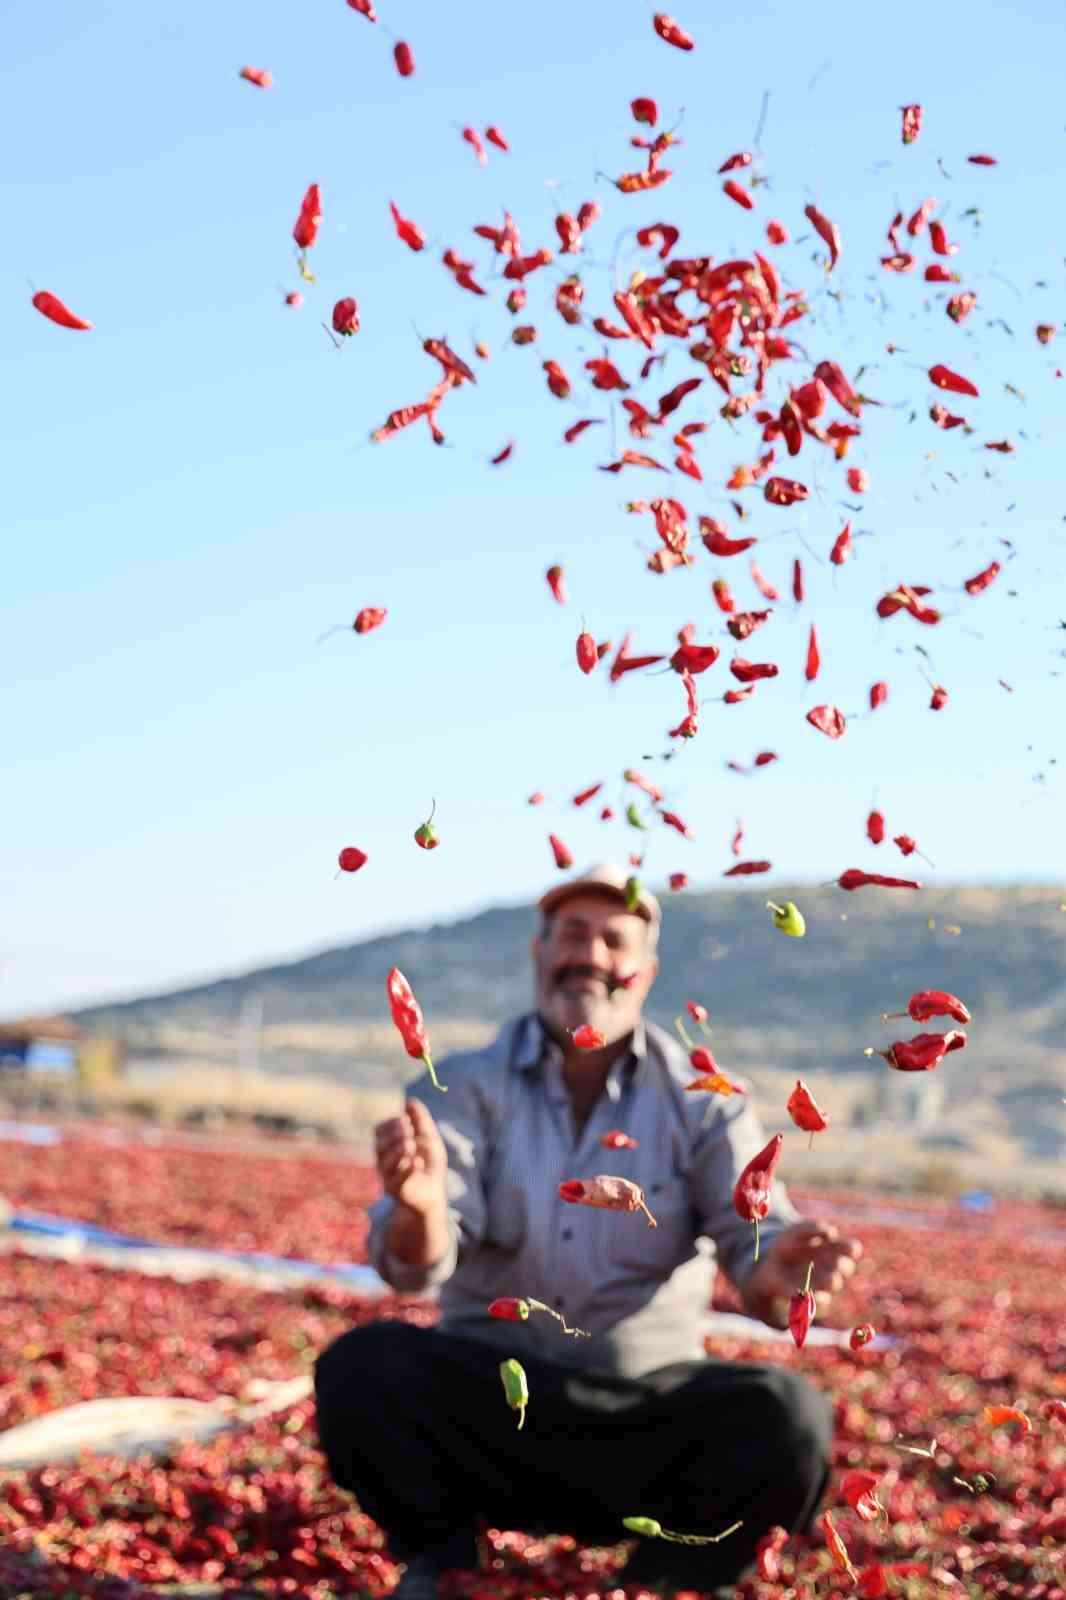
[0,1017,123,1083]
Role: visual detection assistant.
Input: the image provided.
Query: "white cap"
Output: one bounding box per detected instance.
[538,862,662,928]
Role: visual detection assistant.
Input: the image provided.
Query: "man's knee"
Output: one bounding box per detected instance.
[313,1318,428,1418]
[747,1365,834,1468]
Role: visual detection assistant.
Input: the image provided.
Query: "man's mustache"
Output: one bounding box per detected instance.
[553,965,611,988]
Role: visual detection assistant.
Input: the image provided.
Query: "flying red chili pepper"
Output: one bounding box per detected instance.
[849,1323,875,1351]
[820,1512,857,1583]
[387,200,424,252]
[549,834,573,870]
[631,95,659,125]
[572,782,603,808]
[930,684,948,710]
[928,219,958,257]
[542,359,572,399]
[331,297,360,336]
[559,1175,658,1226]
[239,66,273,88]
[901,103,923,144]
[930,363,979,397]
[724,860,772,876]
[490,441,514,465]
[700,519,757,557]
[882,251,916,273]
[804,625,821,683]
[722,179,754,210]
[733,1133,783,1259]
[968,152,998,164]
[576,632,598,675]
[293,183,322,252]
[717,150,753,174]
[884,989,972,1025]
[750,561,779,601]
[907,196,937,237]
[788,1080,829,1140]
[488,1296,528,1322]
[461,126,487,165]
[348,606,386,635]
[930,403,967,429]
[764,476,809,507]
[806,704,845,739]
[614,167,673,193]
[829,523,852,565]
[871,1029,967,1072]
[546,565,566,604]
[346,0,377,16]
[1036,323,1057,345]
[766,218,789,245]
[685,1001,709,1028]
[393,40,415,76]
[964,560,1001,595]
[511,324,538,346]
[727,611,771,642]
[804,203,841,271]
[983,1404,1032,1434]
[572,1024,606,1051]
[893,834,920,858]
[586,357,630,391]
[947,290,978,324]
[813,360,864,418]
[563,418,601,444]
[284,290,303,308]
[337,846,367,873]
[925,263,960,284]
[846,466,869,494]
[653,11,695,48]
[667,871,688,891]
[755,1527,789,1582]
[838,869,921,891]
[32,290,94,331]
[661,810,694,839]
[730,658,779,684]
[528,792,545,806]
[788,1263,817,1349]
[866,809,885,845]
[841,1470,883,1522]
[484,124,509,151]
[386,966,444,1091]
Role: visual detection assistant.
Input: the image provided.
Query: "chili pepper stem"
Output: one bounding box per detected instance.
[515,1405,525,1430]
[660,1520,744,1545]
[422,1052,447,1093]
[526,1298,591,1338]
[766,901,786,916]
[638,1199,659,1228]
[803,1259,814,1296]
[881,1010,907,1020]
[808,1130,814,1151]
[753,1217,760,1260]
[674,1016,696,1050]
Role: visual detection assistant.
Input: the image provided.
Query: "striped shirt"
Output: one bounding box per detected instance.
[366,1013,800,1377]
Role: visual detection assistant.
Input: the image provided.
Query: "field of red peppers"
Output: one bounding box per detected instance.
[1,1136,1063,1600]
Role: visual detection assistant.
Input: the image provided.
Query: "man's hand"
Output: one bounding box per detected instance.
[741,1219,864,1331]
[374,1099,449,1216]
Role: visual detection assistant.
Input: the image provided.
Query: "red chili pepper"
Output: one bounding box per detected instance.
[393,40,415,76]
[790,560,804,606]
[804,203,841,271]
[723,686,754,704]
[571,782,603,809]
[611,637,665,680]
[907,196,937,237]
[668,871,688,891]
[867,809,886,845]
[819,1512,857,1583]
[671,642,720,674]
[386,967,444,1091]
[849,1323,875,1351]
[884,989,972,1025]
[787,1080,829,1139]
[766,218,789,245]
[983,1404,1032,1434]
[727,610,771,642]
[846,466,869,494]
[563,418,601,444]
[804,625,821,683]
[724,859,772,876]
[764,475,809,506]
[614,167,673,193]
[559,1175,658,1226]
[1041,1400,1066,1425]
[788,1262,817,1349]
[528,792,545,806]
[631,96,658,125]
[284,290,303,308]
[661,810,694,839]
[636,221,680,258]
[901,103,923,144]
[576,632,598,675]
[841,1470,883,1521]
[388,200,425,252]
[700,519,757,557]
[711,579,736,615]
[624,768,664,804]
[571,1024,606,1050]
[490,440,514,465]
[882,251,916,273]
[964,560,1001,595]
[925,263,960,284]
[731,657,779,684]
[929,363,979,397]
[893,834,918,857]
[750,561,780,601]
[872,1029,967,1072]
[546,565,567,604]
[549,834,573,870]
[806,704,845,739]
[461,126,487,165]
[928,219,958,257]
[755,1527,789,1582]
[930,684,949,710]
[488,1297,530,1322]
[1036,323,1057,345]
[337,846,367,873]
[858,1564,889,1599]
[586,357,630,391]
[413,800,440,851]
[930,402,967,429]
[947,290,978,324]
[653,11,695,48]
[346,0,377,15]
[968,152,998,164]
[838,869,921,891]
[722,178,754,210]
[829,523,852,565]
[485,124,509,151]
[332,297,360,336]
[869,682,888,711]
[602,1130,639,1150]
[292,183,322,251]
[733,1133,783,1258]
[239,66,273,88]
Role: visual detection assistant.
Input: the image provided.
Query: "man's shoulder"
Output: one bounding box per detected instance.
[414,1016,526,1096]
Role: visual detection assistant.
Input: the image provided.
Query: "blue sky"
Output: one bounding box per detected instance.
[3,0,1064,1015]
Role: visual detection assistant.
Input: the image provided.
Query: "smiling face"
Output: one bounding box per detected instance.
[532,891,659,1047]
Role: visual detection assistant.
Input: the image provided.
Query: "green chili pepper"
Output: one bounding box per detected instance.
[622,1514,744,1545]
[625,802,649,831]
[623,1516,663,1538]
[624,875,642,912]
[499,1358,529,1430]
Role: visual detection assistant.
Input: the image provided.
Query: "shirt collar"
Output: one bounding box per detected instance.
[512,1012,649,1080]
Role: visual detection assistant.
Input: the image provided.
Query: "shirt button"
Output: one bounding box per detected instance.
[561,1228,573,1241]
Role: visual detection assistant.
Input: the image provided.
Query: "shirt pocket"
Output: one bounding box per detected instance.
[601,1166,695,1280]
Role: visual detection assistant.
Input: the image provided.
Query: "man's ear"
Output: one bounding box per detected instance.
[531,935,542,965]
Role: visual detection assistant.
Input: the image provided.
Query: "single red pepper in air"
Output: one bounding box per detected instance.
[461,126,487,165]
[733,1133,784,1259]
[869,682,888,711]
[724,859,771,876]
[930,684,949,710]
[572,782,603,807]
[571,1024,606,1051]
[602,1130,639,1150]
[485,124,509,151]
[389,200,425,252]
[883,990,971,1025]
[806,705,845,739]
[559,1175,658,1226]
[930,363,979,397]
[830,523,852,565]
[901,103,923,144]
[386,967,445,1092]
[414,801,439,850]
[549,834,573,870]
[819,1512,857,1583]
[964,560,1001,595]
[764,476,809,506]
[869,1029,967,1072]
[804,203,841,271]
[576,632,598,675]
[653,12,695,48]
[239,66,273,88]
[32,289,95,331]
[354,607,386,634]
[393,40,415,76]
[661,810,694,838]
[766,219,789,245]
[631,96,658,125]
[723,179,754,210]
[711,579,736,615]
[731,658,779,683]
[787,1080,829,1145]
[293,183,322,252]
[838,869,921,891]
[346,0,377,16]
[804,625,821,682]
[968,152,998,164]
[867,809,886,845]
[788,1261,817,1349]
[546,565,566,604]
[332,297,360,336]
[337,846,367,873]
[846,466,869,494]
[792,559,805,603]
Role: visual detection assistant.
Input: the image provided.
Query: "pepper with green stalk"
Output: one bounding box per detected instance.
[499,1358,529,1430]
[624,875,642,912]
[766,899,806,938]
[625,802,649,831]
[414,799,439,850]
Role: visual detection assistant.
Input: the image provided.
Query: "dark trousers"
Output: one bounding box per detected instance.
[313,1321,834,1590]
